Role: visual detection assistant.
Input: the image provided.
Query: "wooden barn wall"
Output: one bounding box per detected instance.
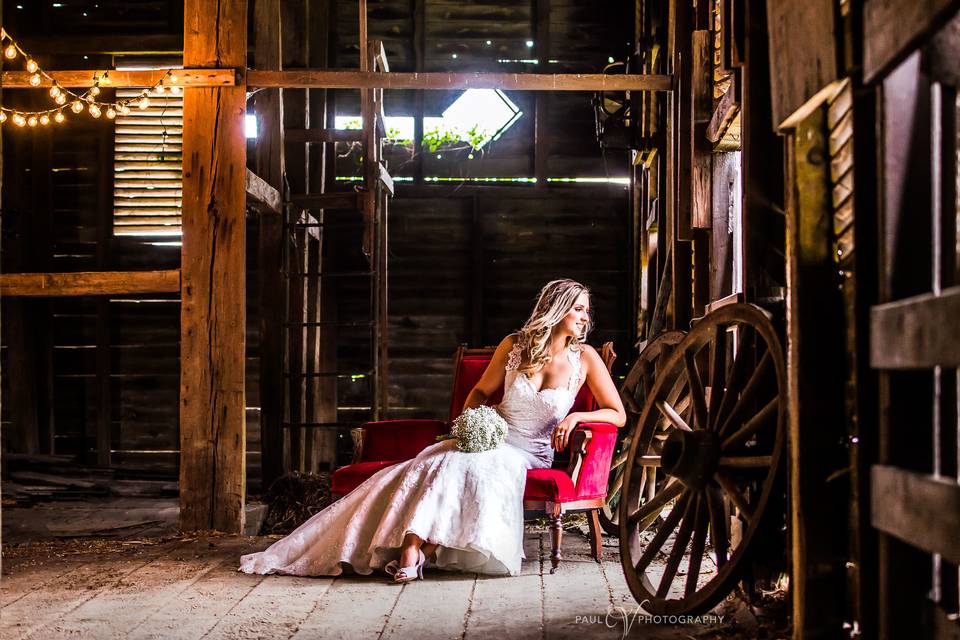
[0,111,264,486]
[330,0,634,180]
[386,190,631,419]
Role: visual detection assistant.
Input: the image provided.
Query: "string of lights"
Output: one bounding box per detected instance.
[0,27,181,128]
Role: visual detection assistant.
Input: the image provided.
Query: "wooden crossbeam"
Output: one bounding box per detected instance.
[0,270,180,296]
[247,70,674,91]
[870,285,960,368]
[245,168,282,213]
[871,465,960,564]
[1,69,236,88]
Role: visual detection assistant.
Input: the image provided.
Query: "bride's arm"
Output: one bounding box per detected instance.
[553,345,627,450]
[461,335,515,411]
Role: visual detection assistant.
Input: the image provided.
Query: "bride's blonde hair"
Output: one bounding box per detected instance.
[515,279,592,376]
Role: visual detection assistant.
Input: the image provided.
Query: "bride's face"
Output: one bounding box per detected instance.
[558,291,590,339]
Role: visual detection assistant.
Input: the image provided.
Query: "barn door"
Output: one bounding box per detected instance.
[866,8,960,638]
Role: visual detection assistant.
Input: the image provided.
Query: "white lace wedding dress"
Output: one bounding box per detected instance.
[239,340,583,577]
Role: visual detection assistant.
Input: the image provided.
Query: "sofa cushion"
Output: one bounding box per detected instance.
[331,460,400,495]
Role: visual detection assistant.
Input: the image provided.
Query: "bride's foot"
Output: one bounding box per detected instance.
[385,549,425,583]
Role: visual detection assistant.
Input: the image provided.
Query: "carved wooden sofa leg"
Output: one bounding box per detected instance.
[587,508,603,563]
[549,513,563,574]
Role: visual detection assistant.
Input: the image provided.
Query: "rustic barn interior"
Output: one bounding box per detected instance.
[1,0,958,638]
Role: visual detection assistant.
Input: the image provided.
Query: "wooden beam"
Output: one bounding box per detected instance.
[786,109,850,639]
[707,76,740,143]
[284,128,363,143]
[1,69,236,88]
[870,285,960,368]
[254,0,285,490]
[0,270,180,296]
[872,465,960,564]
[246,70,674,91]
[245,168,282,213]
[863,0,960,83]
[765,0,839,128]
[533,0,551,185]
[179,0,248,534]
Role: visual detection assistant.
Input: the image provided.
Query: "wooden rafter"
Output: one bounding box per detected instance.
[0,270,180,296]
[1,69,236,87]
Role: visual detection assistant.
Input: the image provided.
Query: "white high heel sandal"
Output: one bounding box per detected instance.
[384,549,426,583]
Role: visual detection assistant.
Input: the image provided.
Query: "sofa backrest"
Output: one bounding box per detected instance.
[447,346,599,421]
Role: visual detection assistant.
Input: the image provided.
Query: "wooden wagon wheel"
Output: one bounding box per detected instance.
[618,304,786,615]
[599,330,686,536]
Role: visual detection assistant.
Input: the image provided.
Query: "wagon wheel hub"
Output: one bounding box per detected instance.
[660,428,720,490]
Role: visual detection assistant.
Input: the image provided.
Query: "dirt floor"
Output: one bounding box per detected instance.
[0,517,788,640]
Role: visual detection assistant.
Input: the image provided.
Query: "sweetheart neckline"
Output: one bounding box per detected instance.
[516,371,573,396]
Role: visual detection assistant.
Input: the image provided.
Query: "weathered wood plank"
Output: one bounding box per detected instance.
[179,0,249,533]
[0,271,180,297]
[863,0,960,83]
[245,168,282,214]
[247,70,674,91]
[871,465,960,564]
[766,0,839,128]
[870,285,960,368]
[1,69,235,88]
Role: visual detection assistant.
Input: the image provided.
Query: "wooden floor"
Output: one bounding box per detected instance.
[0,525,764,639]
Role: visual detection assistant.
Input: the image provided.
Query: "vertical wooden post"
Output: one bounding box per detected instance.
[785,108,850,639]
[254,0,285,490]
[96,113,116,467]
[412,0,425,185]
[533,0,551,185]
[179,0,248,533]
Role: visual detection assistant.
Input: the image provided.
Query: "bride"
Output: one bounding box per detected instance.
[239,279,626,581]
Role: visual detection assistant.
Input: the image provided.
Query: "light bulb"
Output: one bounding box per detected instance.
[105,107,116,119]
[169,85,181,95]
[89,104,101,118]
[4,44,17,59]
[0,111,6,123]
[55,93,67,105]
[138,96,150,110]
[119,104,131,115]
[54,111,65,123]
[155,84,166,94]
[27,115,38,127]
[50,85,61,98]
[71,100,84,113]
[168,73,178,83]
[26,58,38,72]
[13,114,26,127]
[29,73,41,86]
[90,85,100,96]
[39,114,50,125]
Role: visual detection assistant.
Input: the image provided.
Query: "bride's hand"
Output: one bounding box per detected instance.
[552,414,580,451]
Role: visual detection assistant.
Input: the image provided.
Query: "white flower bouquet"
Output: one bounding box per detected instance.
[438,405,508,453]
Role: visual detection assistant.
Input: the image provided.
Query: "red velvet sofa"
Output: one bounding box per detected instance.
[330,345,619,572]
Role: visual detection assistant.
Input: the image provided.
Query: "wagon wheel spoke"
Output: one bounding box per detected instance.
[717,455,774,468]
[607,467,625,500]
[717,349,772,437]
[635,491,691,574]
[657,400,693,432]
[683,349,709,431]
[685,497,709,597]
[721,397,779,449]
[610,448,631,471]
[657,491,701,598]
[714,470,754,521]
[706,485,729,569]
[627,477,683,527]
[710,330,758,431]
[707,326,726,424]
[623,390,642,415]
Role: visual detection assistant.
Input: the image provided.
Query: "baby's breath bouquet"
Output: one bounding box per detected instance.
[438,405,508,453]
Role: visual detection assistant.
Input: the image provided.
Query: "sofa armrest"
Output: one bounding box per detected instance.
[567,422,619,500]
[356,419,449,462]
